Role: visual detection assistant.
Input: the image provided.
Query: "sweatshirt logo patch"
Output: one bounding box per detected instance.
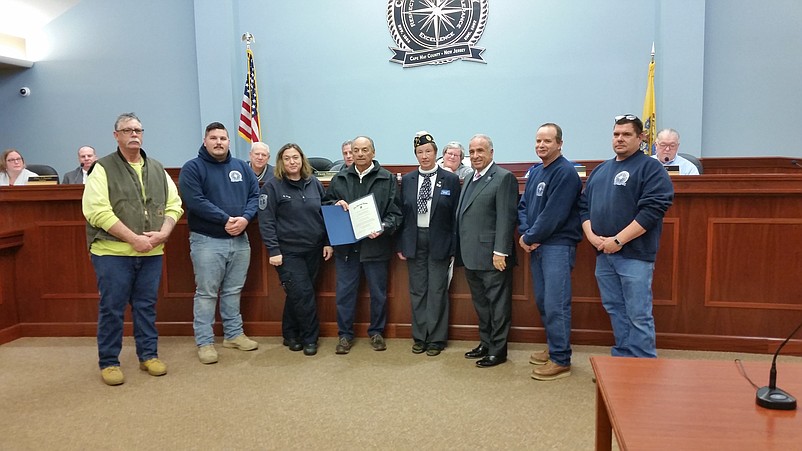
[536,182,546,196]
[229,170,243,182]
[614,171,630,186]
[259,194,268,210]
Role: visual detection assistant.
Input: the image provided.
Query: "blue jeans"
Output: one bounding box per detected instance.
[189,232,251,347]
[335,250,388,339]
[91,254,163,369]
[529,244,575,366]
[594,253,657,358]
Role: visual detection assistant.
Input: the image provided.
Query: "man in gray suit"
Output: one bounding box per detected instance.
[456,134,519,367]
[62,145,97,184]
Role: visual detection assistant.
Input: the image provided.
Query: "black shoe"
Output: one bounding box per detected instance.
[412,342,426,354]
[464,344,488,359]
[303,343,317,356]
[283,338,303,352]
[476,355,507,368]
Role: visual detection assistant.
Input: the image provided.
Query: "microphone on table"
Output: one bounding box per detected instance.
[791,160,802,169]
[664,156,670,163]
[755,320,802,410]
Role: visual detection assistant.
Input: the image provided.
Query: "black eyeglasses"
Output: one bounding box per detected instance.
[117,128,145,135]
[615,115,638,122]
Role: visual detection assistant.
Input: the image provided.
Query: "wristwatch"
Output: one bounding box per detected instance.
[613,237,623,246]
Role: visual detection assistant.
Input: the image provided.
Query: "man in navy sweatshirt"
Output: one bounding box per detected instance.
[517,123,582,381]
[179,122,260,364]
[578,115,673,358]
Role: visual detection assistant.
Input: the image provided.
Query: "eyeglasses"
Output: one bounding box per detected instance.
[657,142,678,150]
[6,158,22,163]
[117,128,145,135]
[614,115,639,122]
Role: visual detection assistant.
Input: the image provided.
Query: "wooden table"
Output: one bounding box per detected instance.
[590,356,802,450]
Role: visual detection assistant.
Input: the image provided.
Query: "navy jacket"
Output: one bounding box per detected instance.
[579,151,674,262]
[258,176,328,256]
[396,167,461,260]
[517,155,582,246]
[179,145,259,238]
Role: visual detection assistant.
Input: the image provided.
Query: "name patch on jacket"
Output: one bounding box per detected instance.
[229,170,243,182]
[441,189,451,196]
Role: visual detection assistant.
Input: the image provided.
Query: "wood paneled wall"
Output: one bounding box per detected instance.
[2,159,802,355]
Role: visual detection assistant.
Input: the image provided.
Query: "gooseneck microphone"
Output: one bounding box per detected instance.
[664,156,670,163]
[755,320,802,410]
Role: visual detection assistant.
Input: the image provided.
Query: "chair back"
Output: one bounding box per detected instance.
[26,164,59,177]
[678,153,703,174]
[308,157,333,172]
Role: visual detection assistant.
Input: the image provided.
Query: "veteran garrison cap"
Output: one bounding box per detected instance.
[414,133,435,148]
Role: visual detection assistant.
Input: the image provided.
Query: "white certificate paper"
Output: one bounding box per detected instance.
[349,193,383,240]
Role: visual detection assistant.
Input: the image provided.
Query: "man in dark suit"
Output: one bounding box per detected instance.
[62,145,97,184]
[456,134,519,367]
[397,133,461,356]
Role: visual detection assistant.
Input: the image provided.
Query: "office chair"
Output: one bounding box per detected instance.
[307,157,333,172]
[26,164,60,178]
[678,153,703,174]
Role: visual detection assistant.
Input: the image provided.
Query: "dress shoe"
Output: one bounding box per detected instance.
[303,343,317,356]
[475,355,507,368]
[464,344,488,359]
[412,342,426,354]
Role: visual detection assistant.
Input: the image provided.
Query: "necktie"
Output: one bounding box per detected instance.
[417,172,434,214]
[472,171,482,182]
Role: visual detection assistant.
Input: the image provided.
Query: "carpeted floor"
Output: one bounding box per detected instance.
[0,336,785,450]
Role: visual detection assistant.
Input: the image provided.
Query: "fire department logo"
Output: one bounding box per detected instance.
[387,0,488,68]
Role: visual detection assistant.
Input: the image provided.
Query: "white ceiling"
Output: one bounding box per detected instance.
[0,0,80,38]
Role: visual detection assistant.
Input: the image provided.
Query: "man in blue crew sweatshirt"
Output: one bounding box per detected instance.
[179,122,260,364]
[578,114,674,358]
[517,123,582,380]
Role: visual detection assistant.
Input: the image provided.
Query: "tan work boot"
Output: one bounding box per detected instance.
[529,349,549,365]
[198,344,219,364]
[531,360,571,381]
[101,366,124,386]
[139,358,167,376]
[223,334,258,351]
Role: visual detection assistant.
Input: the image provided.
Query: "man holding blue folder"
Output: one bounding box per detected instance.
[323,136,402,354]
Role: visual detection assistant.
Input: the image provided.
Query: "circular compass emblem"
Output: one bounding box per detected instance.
[387,0,488,67]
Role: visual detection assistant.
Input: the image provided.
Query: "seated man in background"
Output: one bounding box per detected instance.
[0,148,38,186]
[330,140,354,172]
[63,145,97,184]
[249,141,274,182]
[652,129,699,175]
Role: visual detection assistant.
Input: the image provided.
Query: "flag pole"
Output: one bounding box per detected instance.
[242,32,255,48]
[238,32,261,143]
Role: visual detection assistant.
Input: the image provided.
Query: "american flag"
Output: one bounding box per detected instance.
[238,47,261,143]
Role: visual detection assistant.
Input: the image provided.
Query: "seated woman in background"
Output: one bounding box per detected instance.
[0,149,39,186]
[437,141,473,180]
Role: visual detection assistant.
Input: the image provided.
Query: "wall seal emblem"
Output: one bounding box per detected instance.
[387,0,488,67]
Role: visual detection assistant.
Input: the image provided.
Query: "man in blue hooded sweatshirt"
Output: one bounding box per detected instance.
[179,122,260,364]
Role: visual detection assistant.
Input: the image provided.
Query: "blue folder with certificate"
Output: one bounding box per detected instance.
[321,193,383,246]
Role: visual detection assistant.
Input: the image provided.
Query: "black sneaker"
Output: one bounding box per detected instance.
[412,342,426,354]
[303,343,318,356]
[370,334,387,351]
[335,336,352,354]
